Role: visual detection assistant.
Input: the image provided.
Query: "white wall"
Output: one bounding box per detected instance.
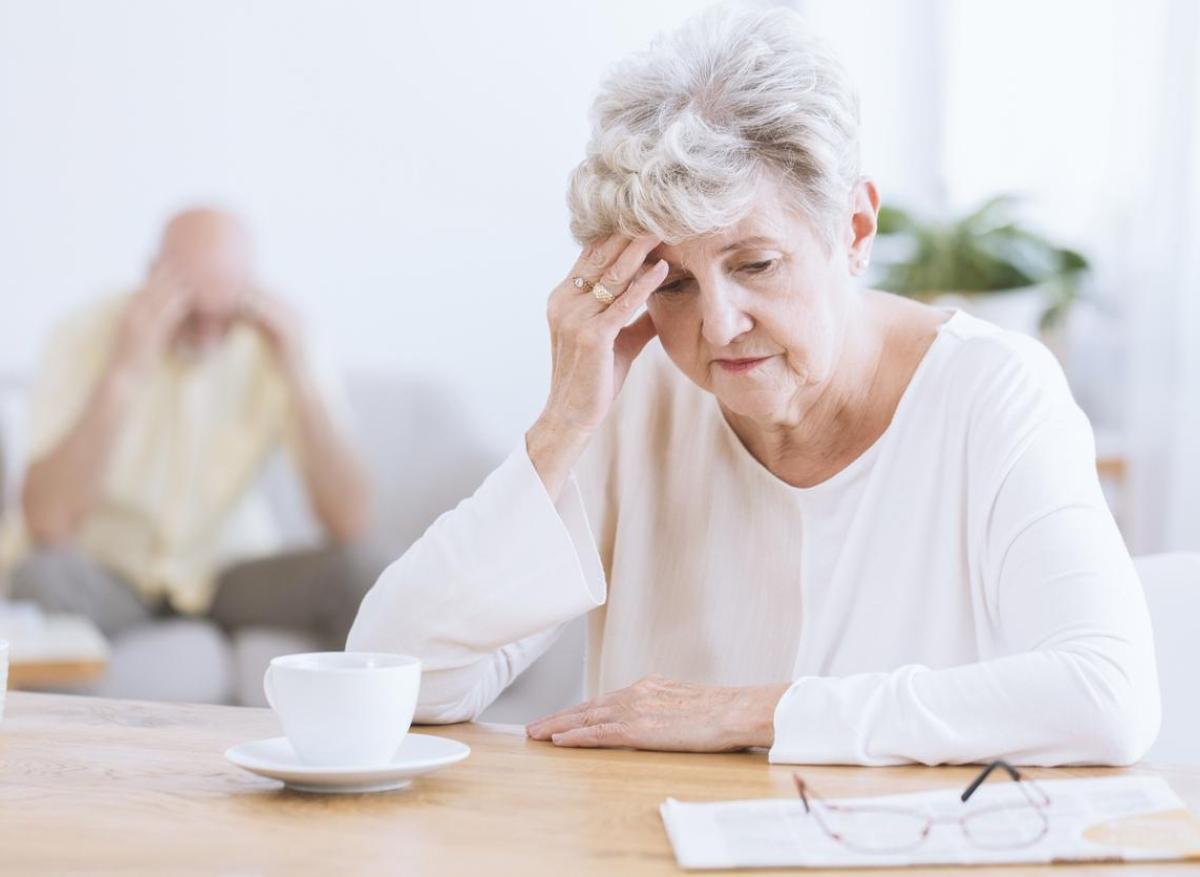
[0,0,703,453]
[0,0,941,456]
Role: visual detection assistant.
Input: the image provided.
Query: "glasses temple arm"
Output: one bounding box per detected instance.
[793,774,813,813]
[961,759,1021,803]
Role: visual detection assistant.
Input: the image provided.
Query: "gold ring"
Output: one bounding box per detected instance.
[592,282,615,305]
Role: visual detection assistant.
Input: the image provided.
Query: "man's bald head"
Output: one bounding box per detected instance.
[160,207,252,261]
[155,207,255,350]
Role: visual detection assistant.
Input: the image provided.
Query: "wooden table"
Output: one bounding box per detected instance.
[1,692,1197,875]
[7,657,107,688]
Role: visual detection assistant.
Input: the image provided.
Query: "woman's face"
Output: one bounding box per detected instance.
[646,178,871,423]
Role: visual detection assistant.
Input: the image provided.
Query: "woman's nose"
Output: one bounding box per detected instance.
[699,284,754,348]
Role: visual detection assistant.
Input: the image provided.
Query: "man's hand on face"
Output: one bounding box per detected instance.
[110,259,194,382]
[240,287,306,376]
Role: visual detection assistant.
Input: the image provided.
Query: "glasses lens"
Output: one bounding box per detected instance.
[817,805,930,853]
[962,804,1049,849]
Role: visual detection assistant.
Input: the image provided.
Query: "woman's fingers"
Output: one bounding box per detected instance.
[550,723,630,748]
[592,235,661,300]
[526,691,618,735]
[526,706,612,740]
[563,233,626,286]
[528,677,742,753]
[528,694,597,725]
[549,234,631,325]
[525,710,588,740]
[550,237,662,332]
[599,258,668,330]
[557,235,660,306]
[525,703,588,738]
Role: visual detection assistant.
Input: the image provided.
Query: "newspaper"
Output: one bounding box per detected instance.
[661,775,1200,869]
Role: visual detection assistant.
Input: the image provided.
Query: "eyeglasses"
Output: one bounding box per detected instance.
[793,760,1052,854]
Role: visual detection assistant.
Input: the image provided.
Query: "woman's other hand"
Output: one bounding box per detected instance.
[525,674,790,752]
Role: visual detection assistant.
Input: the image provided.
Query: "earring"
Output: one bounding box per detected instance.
[855,257,869,272]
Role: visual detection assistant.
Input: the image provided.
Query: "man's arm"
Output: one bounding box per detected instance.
[244,292,371,543]
[22,267,191,544]
[22,366,138,544]
[281,356,372,543]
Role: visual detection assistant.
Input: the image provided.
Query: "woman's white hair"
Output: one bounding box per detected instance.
[567,4,861,249]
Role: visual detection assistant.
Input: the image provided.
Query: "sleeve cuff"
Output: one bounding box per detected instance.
[399,440,607,657]
[526,447,607,608]
[767,670,927,766]
[767,680,807,764]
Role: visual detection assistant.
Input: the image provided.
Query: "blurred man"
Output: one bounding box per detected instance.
[6,207,377,646]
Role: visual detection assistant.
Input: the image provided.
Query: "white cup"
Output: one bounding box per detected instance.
[263,652,421,767]
[1,639,9,723]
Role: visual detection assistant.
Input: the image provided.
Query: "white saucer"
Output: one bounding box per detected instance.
[225,734,470,794]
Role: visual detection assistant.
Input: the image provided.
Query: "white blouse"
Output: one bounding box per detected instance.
[348,310,1160,766]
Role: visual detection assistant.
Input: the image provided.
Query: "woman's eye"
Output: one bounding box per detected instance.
[740,260,776,274]
[655,279,688,295]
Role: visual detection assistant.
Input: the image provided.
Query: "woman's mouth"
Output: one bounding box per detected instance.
[715,356,772,374]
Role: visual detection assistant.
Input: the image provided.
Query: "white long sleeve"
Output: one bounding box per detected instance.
[346,443,606,723]
[768,409,1160,766]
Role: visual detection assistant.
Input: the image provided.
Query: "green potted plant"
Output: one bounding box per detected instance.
[873,195,1088,336]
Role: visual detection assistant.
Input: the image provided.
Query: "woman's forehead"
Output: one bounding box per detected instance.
[650,204,805,266]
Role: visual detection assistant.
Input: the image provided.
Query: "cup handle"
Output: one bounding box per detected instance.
[263,665,277,710]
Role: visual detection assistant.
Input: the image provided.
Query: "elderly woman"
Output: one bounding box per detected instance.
[348,7,1159,765]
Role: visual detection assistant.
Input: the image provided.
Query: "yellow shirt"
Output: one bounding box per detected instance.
[2,295,331,614]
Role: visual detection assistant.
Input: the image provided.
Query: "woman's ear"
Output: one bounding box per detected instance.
[847,179,880,275]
